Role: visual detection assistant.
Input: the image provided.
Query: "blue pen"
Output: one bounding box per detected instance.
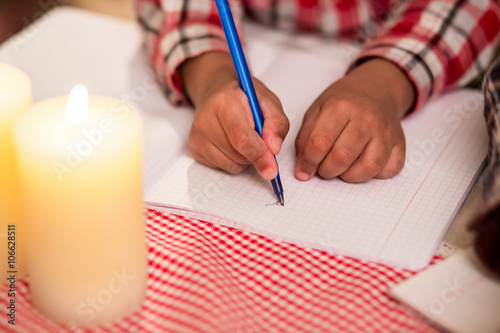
[214,0,284,206]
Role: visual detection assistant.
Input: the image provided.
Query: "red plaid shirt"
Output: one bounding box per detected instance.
[136,0,500,111]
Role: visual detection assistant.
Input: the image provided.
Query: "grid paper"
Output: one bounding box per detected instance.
[145,48,487,271]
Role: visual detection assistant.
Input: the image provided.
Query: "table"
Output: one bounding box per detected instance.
[0,7,477,332]
[1,209,442,332]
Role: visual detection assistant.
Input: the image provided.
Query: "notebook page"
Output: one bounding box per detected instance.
[145,48,487,270]
[389,249,500,333]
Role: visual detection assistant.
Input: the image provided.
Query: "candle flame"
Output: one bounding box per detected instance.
[66,85,89,125]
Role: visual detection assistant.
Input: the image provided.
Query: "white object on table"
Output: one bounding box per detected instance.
[389,249,500,333]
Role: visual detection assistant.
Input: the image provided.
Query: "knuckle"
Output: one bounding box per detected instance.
[317,167,336,179]
[277,115,291,135]
[384,158,405,178]
[224,162,246,174]
[231,129,251,151]
[234,153,250,165]
[210,89,229,107]
[301,157,316,169]
[295,132,308,148]
[310,134,332,154]
[196,120,212,133]
[253,149,270,165]
[208,88,242,113]
[332,148,355,166]
[329,96,355,115]
[363,107,378,123]
[284,118,291,134]
[261,101,289,136]
[395,156,405,171]
[271,93,282,108]
[260,89,280,107]
[192,114,213,134]
[364,158,384,176]
[235,90,250,107]
[339,172,360,183]
[393,156,405,172]
[379,167,397,179]
[377,121,393,138]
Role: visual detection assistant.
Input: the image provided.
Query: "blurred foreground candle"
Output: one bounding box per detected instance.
[0,63,31,281]
[14,86,147,327]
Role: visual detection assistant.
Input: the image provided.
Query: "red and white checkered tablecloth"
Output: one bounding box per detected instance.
[1,209,441,333]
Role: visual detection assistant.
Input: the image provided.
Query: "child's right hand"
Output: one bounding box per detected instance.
[179,52,290,180]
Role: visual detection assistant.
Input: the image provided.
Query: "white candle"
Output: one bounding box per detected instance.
[14,86,147,327]
[0,63,32,281]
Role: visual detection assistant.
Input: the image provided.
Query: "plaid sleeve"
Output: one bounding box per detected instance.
[481,57,500,215]
[352,0,500,112]
[135,0,243,105]
[470,57,500,276]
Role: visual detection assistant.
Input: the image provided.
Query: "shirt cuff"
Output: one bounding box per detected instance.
[159,24,230,106]
[350,36,446,112]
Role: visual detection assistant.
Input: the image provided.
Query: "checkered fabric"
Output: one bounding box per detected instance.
[136,0,500,111]
[1,209,442,333]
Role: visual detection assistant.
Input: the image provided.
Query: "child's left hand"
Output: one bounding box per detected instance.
[294,58,415,183]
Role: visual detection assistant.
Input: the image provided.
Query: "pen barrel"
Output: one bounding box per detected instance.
[215,0,284,204]
[272,174,284,196]
[214,0,264,136]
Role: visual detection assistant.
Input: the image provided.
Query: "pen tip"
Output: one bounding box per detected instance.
[279,199,284,206]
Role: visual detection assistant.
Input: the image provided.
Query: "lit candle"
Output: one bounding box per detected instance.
[14,86,147,327]
[0,63,32,281]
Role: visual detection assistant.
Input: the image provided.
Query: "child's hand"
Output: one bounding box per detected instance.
[180,52,289,180]
[294,58,415,183]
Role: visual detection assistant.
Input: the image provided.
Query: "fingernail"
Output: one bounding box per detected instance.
[296,169,310,181]
[271,137,283,155]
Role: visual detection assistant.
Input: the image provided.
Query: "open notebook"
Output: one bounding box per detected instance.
[389,249,500,333]
[0,8,487,271]
[145,47,487,270]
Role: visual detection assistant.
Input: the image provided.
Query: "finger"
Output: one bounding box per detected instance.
[189,148,217,169]
[192,115,250,166]
[294,105,320,158]
[295,107,349,181]
[220,106,278,180]
[188,138,248,174]
[259,93,290,155]
[209,125,252,166]
[316,123,371,179]
[375,142,405,179]
[339,138,391,183]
